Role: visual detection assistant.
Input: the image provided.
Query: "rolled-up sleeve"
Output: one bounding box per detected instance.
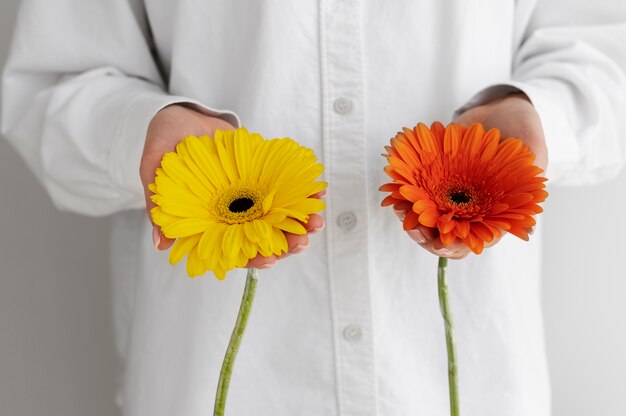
[0,0,238,216]
[456,0,626,186]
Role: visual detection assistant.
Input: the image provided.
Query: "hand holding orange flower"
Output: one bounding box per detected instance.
[380,111,548,416]
[384,93,548,259]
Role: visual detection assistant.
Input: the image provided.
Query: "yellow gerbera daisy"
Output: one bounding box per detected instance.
[149,127,327,279]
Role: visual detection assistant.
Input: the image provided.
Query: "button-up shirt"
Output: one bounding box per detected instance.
[2,0,625,415]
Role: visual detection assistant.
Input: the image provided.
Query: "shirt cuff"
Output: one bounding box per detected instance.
[109,89,241,205]
[453,82,579,183]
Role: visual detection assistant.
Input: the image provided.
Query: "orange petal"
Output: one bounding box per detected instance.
[430,121,446,143]
[462,123,485,157]
[400,185,431,202]
[490,203,509,215]
[381,195,402,207]
[470,222,494,243]
[402,127,422,154]
[419,208,440,227]
[379,183,400,192]
[484,219,512,231]
[437,212,456,234]
[440,231,457,246]
[415,123,438,154]
[502,193,534,208]
[443,123,461,156]
[403,210,420,231]
[413,199,437,213]
[455,220,470,238]
[464,231,484,254]
[480,128,501,163]
[507,227,530,241]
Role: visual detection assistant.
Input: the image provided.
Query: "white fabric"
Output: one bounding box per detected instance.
[2,0,626,415]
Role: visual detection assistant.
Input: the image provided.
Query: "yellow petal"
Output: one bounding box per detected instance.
[269,227,288,255]
[186,246,205,278]
[169,234,201,265]
[234,127,252,180]
[241,237,258,259]
[263,211,287,224]
[197,223,228,260]
[162,218,215,239]
[214,129,240,182]
[221,224,244,259]
[274,218,307,235]
[283,198,326,215]
[213,267,227,280]
[254,219,273,241]
[244,221,260,243]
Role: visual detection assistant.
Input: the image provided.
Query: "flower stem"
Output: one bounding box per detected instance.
[213,267,258,416]
[438,257,460,416]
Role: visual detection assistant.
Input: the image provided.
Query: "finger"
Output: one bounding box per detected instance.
[141,147,177,251]
[310,189,327,199]
[393,207,406,221]
[406,224,439,245]
[285,232,309,254]
[392,201,412,222]
[415,224,438,241]
[246,231,310,267]
[431,236,467,251]
[485,234,503,248]
[406,228,427,244]
[304,214,325,233]
[246,254,278,269]
[423,244,471,259]
[151,225,175,251]
[144,185,175,251]
[452,251,470,260]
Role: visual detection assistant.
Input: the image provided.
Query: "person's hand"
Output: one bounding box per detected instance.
[139,104,325,269]
[396,92,548,259]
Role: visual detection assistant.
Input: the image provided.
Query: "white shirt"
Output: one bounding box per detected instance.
[2,1,626,415]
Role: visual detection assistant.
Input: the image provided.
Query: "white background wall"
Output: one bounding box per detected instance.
[1,1,625,415]
[0,2,120,416]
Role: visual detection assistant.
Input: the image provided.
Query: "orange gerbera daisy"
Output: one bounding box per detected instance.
[380,121,548,254]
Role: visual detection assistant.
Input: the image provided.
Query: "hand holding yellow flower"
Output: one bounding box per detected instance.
[149,127,327,279]
[149,127,327,415]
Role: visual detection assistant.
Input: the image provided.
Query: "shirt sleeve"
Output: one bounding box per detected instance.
[455,0,626,186]
[0,0,240,216]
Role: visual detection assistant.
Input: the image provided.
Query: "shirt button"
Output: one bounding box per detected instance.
[333,97,353,115]
[337,211,357,231]
[343,325,362,342]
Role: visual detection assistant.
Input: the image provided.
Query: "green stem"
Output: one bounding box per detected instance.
[438,257,460,416]
[213,267,258,416]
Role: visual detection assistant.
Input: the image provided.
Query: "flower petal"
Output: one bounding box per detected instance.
[418,208,440,227]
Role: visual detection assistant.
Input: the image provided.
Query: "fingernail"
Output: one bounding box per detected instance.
[394,209,406,221]
[407,229,426,244]
[312,223,326,232]
[291,243,309,254]
[258,258,278,269]
[152,226,161,251]
[438,248,455,256]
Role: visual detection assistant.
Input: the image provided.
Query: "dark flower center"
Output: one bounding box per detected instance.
[228,197,255,213]
[449,190,472,205]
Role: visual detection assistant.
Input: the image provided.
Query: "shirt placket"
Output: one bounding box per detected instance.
[320,0,378,415]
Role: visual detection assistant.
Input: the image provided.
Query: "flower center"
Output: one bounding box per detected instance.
[443,182,476,208]
[214,187,266,224]
[448,190,472,205]
[228,197,255,213]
